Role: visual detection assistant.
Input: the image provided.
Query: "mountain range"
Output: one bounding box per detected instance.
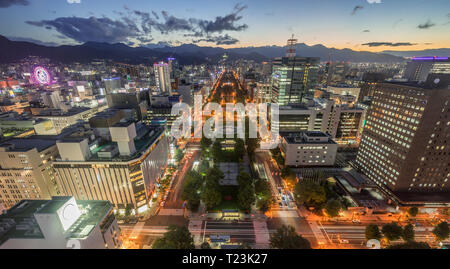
[1,35,445,65]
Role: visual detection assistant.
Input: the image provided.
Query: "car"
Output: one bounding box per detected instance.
[352,219,361,223]
[339,239,349,244]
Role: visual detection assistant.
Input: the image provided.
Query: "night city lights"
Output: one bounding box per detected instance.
[0,0,449,267]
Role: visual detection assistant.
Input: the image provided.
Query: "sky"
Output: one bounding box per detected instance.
[0,0,449,52]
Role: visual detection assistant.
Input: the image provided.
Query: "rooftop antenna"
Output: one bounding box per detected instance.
[286,34,297,58]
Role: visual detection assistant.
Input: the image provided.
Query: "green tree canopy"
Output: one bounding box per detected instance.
[382,222,403,241]
[365,224,382,241]
[181,171,203,210]
[152,225,195,249]
[407,207,419,217]
[325,199,342,218]
[200,242,211,249]
[200,137,212,150]
[294,180,326,207]
[402,224,415,242]
[201,167,224,208]
[269,225,311,249]
[432,221,449,241]
[234,138,245,161]
[238,182,255,212]
[211,140,223,163]
[386,241,430,249]
[174,149,184,163]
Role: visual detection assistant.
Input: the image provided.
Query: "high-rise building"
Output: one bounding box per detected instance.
[0,138,61,209]
[53,123,169,215]
[356,78,450,202]
[271,57,319,105]
[404,56,450,82]
[0,196,121,249]
[154,61,172,95]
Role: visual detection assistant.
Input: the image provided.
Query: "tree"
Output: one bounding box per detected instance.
[201,167,223,208]
[200,242,211,249]
[211,140,223,163]
[407,207,419,217]
[124,204,133,217]
[432,221,449,241]
[246,138,259,158]
[365,224,382,241]
[256,198,272,213]
[238,183,255,212]
[269,225,311,249]
[237,171,252,186]
[402,224,415,242]
[238,242,252,249]
[381,222,403,241]
[200,137,212,150]
[152,225,195,249]
[386,241,430,249]
[325,199,342,218]
[175,149,184,163]
[294,180,326,207]
[181,171,203,210]
[234,138,245,161]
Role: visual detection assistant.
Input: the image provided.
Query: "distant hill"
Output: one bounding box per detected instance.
[381,49,450,58]
[0,35,411,64]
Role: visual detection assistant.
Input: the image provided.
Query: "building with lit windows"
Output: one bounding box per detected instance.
[404,56,450,82]
[356,78,450,203]
[271,57,320,105]
[154,61,172,95]
[0,138,61,209]
[52,122,169,215]
[280,131,337,167]
[0,196,121,249]
[36,105,107,134]
[326,104,365,146]
[255,82,272,104]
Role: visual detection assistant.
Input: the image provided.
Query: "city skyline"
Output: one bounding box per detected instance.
[0,0,449,52]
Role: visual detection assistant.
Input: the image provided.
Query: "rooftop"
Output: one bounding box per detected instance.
[0,138,56,152]
[0,197,113,245]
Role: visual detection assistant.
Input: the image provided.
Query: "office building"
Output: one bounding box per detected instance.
[154,62,172,95]
[404,56,450,82]
[103,77,121,94]
[280,131,338,167]
[0,139,61,209]
[356,78,450,202]
[53,123,169,215]
[0,196,121,249]
[271,57,320,105]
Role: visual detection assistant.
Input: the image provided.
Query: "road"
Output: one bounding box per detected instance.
[163,147,199,209]
[316,221,448,248]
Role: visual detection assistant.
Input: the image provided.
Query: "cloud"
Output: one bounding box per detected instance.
[417,20,436,29]
[366,0,382,3]
[0,0,29,8]
[67,0,81,3]
[351,5,363,15]
[362,42,417,47]
[26,16,142,43]
[362,29,370,32]
[26,4,249,46]
[197,3,248,33]
[193,34,239,45]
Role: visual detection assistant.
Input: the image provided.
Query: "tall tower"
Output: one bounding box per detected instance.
[286,34,297,58]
